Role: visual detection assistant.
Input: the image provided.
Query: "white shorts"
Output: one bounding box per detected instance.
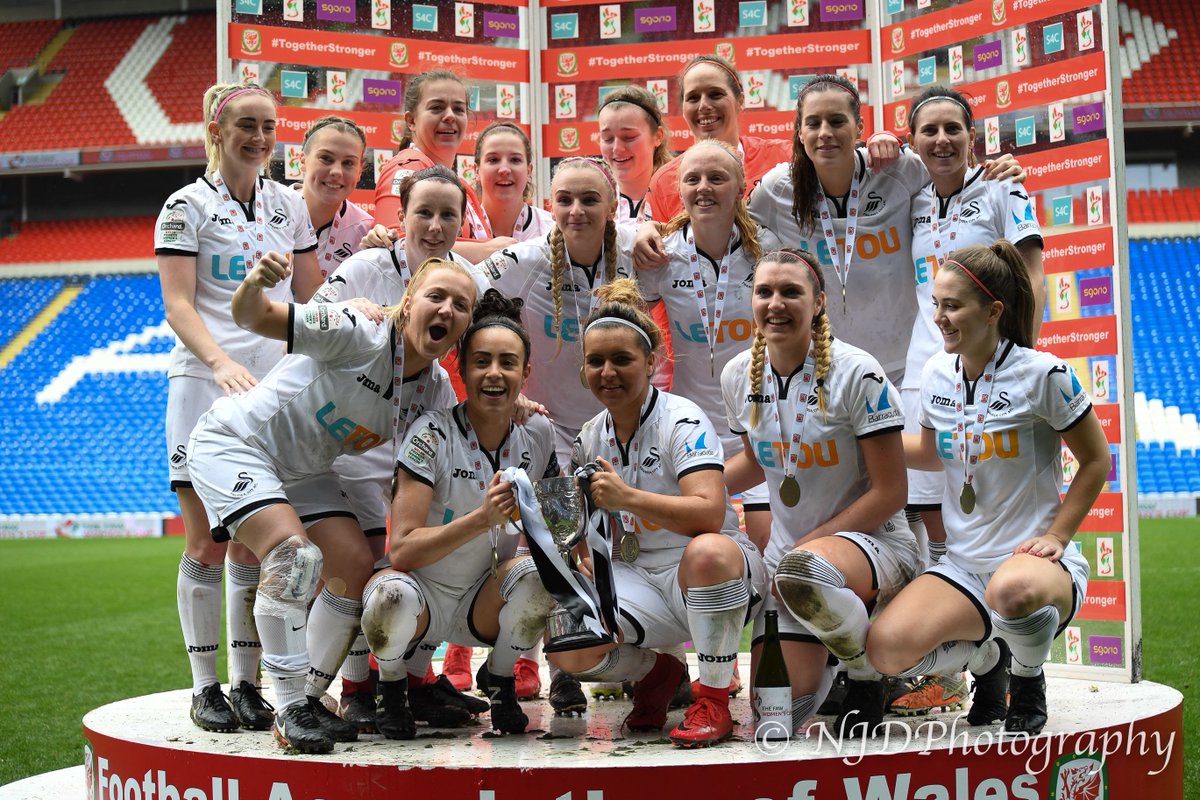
[738,481,770,511]
[392,570,497,661]
[925,545,1089,641]
[334,447,392,536]
[755,528,921,641]
[188,416,356,541]
[166,375,223,487]
[614,536,766,650]
[752,594,844,648]
[902,387,945,507]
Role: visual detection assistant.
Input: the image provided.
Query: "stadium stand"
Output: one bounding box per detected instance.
[0,274,172,515]
[0,15,212,153]
[0,216,154,264]
[0,19,61,71]
[1119,0,1196,104]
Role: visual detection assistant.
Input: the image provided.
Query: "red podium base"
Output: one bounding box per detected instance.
[65,656,1186,799]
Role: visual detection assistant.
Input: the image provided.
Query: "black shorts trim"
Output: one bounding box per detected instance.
[743,502,772,513]
[840,535,879,592]
[906,503,941,512]
[677,463,722,480]
[396,462,433,488]
[297,510,359,526]
[363,526,388,539]
[619,608,646,647]
[1056,560,1081,635]
[466,587,496,647]
[170,480,194,491]
[928,571,993,643]
[217,496,289,542]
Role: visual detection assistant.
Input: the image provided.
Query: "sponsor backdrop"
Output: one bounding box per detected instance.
[218,0,1135,681]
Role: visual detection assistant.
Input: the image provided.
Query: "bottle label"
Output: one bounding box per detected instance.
[752,686,792,740]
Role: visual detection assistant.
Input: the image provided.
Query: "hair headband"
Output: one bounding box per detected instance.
[798,80,857,101]
[304,116,365,146]
[909,94,972,125]
[558,157,617,193]
[213,86,271,122]
[682,57,743,93]
[762,250,822,289]
[688,138,743,166]
[584,316,654,349]
[945,258,997,301]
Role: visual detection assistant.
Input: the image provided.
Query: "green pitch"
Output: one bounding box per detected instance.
[0,520,1194,792]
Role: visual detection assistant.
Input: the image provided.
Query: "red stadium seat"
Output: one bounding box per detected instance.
[0,217,155,264]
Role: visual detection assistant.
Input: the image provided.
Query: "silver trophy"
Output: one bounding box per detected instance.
[532,475,615,653]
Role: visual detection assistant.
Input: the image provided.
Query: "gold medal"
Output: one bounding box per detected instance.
[620,532,640,562]
[490,547,500,580]
[779,475,801,508]
[959,483,976,515]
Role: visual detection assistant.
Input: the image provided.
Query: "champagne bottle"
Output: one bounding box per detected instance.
[753,609,791,742]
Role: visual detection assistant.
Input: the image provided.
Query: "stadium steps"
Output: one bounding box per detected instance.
[20,73,62,106]
[31,26,74,73]
[0,283,80,371]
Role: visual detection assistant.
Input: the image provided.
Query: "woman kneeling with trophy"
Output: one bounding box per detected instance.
[542,279,766,749]
[361,291,560,738]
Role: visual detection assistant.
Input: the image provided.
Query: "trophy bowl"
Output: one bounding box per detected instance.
[530,475,613,653]
[531,475,586,553]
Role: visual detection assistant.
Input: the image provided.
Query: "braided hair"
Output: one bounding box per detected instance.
[548,157,619,356]
[748,249,832,427]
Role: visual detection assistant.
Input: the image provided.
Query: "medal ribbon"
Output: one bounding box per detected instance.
[815,170,861,312]
[212,170,264,265]
[928,182,965,270]
[392,333,433,442]
[563,241,605,324]
[460,406,512,495]
[955,339,1006,495]
[685,227,734,377]
[320,201,350,268]
[764,349,817,489]
[602,388,657,540]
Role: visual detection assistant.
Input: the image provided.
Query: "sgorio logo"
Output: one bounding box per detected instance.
[559,126,581,152]
[241,28,262,54]
[557,52,578,77]
[389,42,409,67]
